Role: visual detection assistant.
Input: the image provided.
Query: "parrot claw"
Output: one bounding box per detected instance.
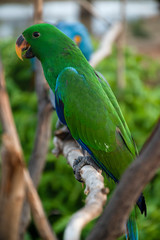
[54,125,73,141]
[73,156,100,182]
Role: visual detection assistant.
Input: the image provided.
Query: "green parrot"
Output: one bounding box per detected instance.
[16,23,146,239]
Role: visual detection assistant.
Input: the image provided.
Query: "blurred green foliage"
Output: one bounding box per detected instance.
[0,39,160,240]
[130,19,150,38]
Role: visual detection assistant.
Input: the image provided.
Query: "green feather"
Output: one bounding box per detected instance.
[55,66,136,180]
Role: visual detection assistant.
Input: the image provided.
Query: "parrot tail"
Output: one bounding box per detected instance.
[126,211,138,240]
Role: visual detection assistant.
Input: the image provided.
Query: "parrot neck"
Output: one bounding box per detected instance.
[41,45,89,93]
[41,61,58,92]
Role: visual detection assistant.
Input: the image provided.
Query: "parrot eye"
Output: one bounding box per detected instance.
[32,32,40,38]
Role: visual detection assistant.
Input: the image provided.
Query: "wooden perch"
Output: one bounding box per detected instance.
[89,23,123,68]
[53,129,108,240]
[0,58,56,240]
[87,120,160,240]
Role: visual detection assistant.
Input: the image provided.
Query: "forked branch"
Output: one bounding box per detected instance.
[87,120,160,240]
[53,128,108,240]
[0,58,56,240]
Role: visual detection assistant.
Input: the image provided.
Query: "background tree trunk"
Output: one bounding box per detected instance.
[0,59,25,240]
[79,0,92,32]
[117,0,126,89]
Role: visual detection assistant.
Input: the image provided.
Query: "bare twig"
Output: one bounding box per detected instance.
[0,136,25,240]
[20,59,53,238]
[0,59,56,240]
[87,120,160,240]
[20,0,53,235]
[117,0,127,89]
[89,23,123,68]
[78,0,111,26]
[0,59,22,153]
[24,169,57,240]
[29,60,52,188]
[34,0,43,24]
[53,133,108,240]
[31,0,53,192]
[0,59,25,240]
[30,0,52,188]
[79,0,92,32]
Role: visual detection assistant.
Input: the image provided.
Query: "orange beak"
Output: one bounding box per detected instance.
[74,35,82,46]
[15,34,31,60]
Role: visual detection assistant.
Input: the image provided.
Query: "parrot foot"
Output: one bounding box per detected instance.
[73,156,100,182]
[54,125,73,141]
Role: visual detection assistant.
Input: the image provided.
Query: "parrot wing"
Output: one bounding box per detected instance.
[95,70,139,156]
[55,67,137,181]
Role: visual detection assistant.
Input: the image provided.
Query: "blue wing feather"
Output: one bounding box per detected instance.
[55,90,67,125]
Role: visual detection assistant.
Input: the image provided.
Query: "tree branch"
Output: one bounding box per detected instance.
[89,23,123,68]
[34,0,43,24]
[20,0,53,234]
[116,0,127,89]
[23,169,57,240]
[29,60,52,187]
[87,119,160,240]
[52,129,108,240]
[19,59,53,238]
[78,0,111,27]
[0,58,25,240]
[0,58,57,240]
[0,135,25,240]
[0,58,22,153]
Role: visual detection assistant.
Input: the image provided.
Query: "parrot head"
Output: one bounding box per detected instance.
[16,24,42,61]
[15,23,77,62]
[15,22,88,89]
